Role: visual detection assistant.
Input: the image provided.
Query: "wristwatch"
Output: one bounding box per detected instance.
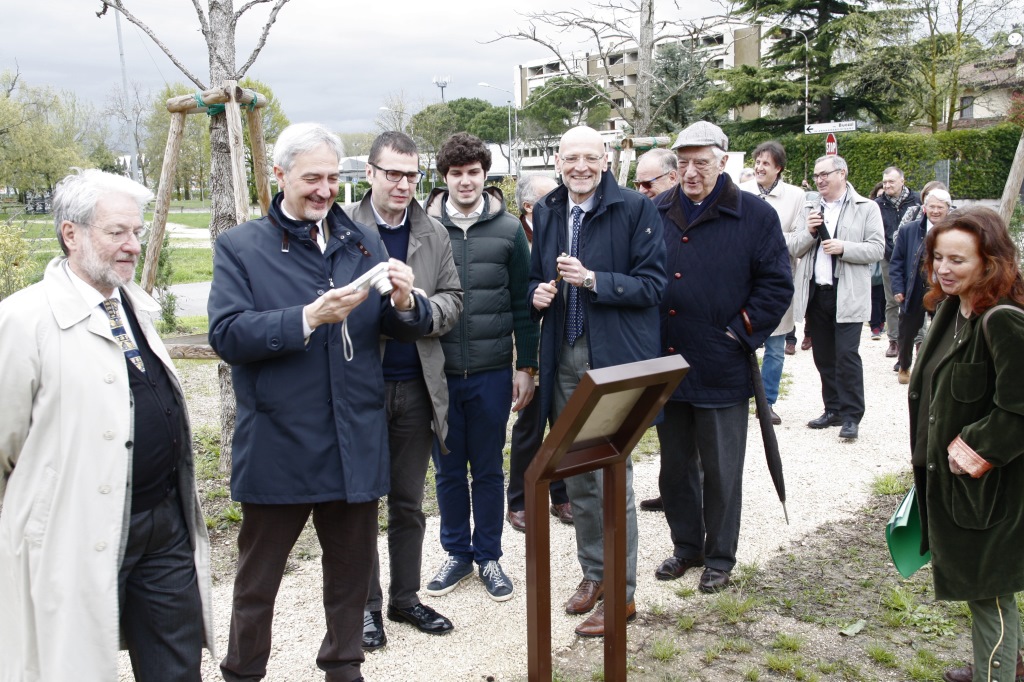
[582,271,595,290]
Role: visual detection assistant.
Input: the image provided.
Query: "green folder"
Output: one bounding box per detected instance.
[886,486,932,578]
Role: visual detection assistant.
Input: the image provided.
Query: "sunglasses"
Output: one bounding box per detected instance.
[634,171,671,190]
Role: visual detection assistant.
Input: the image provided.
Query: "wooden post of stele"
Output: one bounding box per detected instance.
[524,355,688,681]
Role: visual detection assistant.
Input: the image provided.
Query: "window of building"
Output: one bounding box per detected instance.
[960,96,975,119]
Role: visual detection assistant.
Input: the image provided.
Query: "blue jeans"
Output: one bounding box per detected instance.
[761,334,786,405]
[433,367,510,564]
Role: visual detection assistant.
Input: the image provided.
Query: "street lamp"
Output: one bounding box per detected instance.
[479,82,517,175]
[789,28,810,132]
[433,75,451,102]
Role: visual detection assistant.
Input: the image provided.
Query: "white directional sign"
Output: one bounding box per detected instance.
[805,121,857,135]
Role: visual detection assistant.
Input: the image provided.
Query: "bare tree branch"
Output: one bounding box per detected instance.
[96,0,208,89]
[235,0,274,21]
[234,0,290,76]
[190,0,210,36]
[2,61,21,98]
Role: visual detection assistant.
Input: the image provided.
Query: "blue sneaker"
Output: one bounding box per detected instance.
[478,560,514,602]
[425,557,473,596]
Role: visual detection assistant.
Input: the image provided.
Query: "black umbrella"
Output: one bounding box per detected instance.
[748,352,789,524]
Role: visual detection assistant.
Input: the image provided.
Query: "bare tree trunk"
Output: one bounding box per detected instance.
[633,0,654,137]
[207,0,239,472]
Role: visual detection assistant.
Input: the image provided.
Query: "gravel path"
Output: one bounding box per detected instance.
[121,326,913,681]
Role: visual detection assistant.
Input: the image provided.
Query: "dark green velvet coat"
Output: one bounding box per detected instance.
[908,297,1024,600]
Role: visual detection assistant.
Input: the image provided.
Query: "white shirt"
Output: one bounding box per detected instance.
[814,191,847,286]
[63,260,140,347]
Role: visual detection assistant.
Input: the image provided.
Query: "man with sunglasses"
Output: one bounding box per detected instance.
[633,148,679,200]
[344,131,463,650]
[652,121,791,595]
[791,155,884,441]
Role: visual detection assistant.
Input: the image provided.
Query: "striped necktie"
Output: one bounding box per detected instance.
[566,206,585,346]
[102,299,146,373]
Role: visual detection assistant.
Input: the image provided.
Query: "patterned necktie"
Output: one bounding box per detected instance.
[102,299,146,373]
[566,206,585,346]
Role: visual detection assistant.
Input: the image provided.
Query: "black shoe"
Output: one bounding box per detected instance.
[807,411,842,429]
[655,555,704,581]
[362,610,386,651]
[639,496,664,511]
[839,421,859,440]
[768,406,782,426]
[699,567,731,593]
[386,602,454,635]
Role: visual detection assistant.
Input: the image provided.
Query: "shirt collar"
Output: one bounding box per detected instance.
[569,193,597,215]
[446,195,484,219]
[370,201,408,230]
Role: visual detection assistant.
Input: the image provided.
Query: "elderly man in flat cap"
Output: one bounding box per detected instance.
[652,121,792,593]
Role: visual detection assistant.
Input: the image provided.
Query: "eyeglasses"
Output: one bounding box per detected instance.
[81,222,149,245]
[813,169,843,182]
[634,172,671,190]
[677,158,714,172]
[369,163,425,184]
[560,154,605,166]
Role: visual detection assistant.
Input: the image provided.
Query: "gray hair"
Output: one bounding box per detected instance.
[638,148,678,175]
[52,168,154,255]
[925,188,952,207]
[815,155,848,174]
[883,166,905,179]
[515,174,557,207]
[273,122,345,173]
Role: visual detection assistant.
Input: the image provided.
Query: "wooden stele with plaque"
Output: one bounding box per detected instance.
[524,355,689,681]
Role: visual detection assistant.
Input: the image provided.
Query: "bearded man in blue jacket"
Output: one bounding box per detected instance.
[209,123,431,682]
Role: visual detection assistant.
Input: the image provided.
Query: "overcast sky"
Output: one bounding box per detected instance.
[4,0,725,137]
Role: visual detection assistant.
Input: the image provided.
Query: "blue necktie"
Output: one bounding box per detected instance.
[566,206,584,346]
[102,299,146,373]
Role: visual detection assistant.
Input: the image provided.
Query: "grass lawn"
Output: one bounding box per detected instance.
[165,246,213,284]
[152,211,212,230]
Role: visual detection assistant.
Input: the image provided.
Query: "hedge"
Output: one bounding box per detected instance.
[729,123,1023,200]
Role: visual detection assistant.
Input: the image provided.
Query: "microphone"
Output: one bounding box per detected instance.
[804,191,830,240]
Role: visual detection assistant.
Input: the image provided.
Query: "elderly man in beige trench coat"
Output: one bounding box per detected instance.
[0,169,214,681]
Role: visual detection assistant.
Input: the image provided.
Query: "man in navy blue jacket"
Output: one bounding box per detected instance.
[653,121,792,594]
[530,125,667,637]
[209,123,431,682]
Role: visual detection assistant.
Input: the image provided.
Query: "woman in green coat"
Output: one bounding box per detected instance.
[908,206,1024,682]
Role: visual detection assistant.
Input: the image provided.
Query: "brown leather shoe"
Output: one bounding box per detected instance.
[506,509,526,533]
[801,336,812,351]
[655,555,704,581]
[549,502,574,524]
[886,340,899,357]
[574,600,636,637]
[639,496,664,511]
[564,579,603,615]
[897,369,910,385]
[785,340,796,355]
[943,652,1024,682]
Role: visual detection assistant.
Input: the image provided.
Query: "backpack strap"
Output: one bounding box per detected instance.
[980,304,1024,351]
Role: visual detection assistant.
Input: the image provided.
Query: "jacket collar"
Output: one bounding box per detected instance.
[43,257,159,333]
[656,173,741,231]
[269,192,372,255]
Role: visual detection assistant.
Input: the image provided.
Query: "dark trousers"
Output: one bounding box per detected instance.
[119,491,203,682]
[506,388,569,512]
[656,401,748,572]
[433,367,510,564]
[869,282,885,331]
[806,286,866,422]
[897,285,928,371]
[220,500,378,682]
[785,327,797,345]
[367,378,434,612]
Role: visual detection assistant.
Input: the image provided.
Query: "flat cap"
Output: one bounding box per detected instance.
[671,121,729,152]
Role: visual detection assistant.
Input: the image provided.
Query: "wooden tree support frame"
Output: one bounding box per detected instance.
[612,136,672,188]
[524,355,688,681]
[141,80,273,295]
